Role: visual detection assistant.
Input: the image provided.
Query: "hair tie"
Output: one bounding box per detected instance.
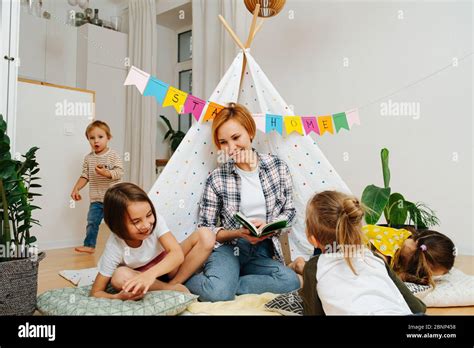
[420,244,427,252]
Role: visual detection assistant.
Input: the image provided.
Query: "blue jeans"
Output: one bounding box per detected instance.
[83,202,103,248]
[185,238,300,302]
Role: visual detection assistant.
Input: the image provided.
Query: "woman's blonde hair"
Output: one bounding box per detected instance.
[306,190,366,274]
[212,102,256,148]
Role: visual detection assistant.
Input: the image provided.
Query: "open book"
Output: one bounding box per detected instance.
[234,212,288,237]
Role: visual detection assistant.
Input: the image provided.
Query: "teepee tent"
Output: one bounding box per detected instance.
[148,7,351,260]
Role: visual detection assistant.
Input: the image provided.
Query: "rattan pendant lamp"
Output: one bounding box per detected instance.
[243,0,286,18]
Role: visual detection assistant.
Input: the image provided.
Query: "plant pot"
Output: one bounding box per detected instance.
[0,251,45,315]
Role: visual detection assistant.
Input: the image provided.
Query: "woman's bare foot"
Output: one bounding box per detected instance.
[288,257,306,275]
[74,246,95,254]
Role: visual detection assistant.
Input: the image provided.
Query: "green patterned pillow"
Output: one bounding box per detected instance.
[37,285,198,315]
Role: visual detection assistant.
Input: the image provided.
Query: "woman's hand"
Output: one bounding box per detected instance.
[122,271,157,295]
[250,219,266,230]
[239,228,271,245]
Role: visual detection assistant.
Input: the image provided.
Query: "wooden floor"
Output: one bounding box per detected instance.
[38,224,474,315]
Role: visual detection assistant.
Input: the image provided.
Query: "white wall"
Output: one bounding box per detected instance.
[16,81,93,250]
[232,0,473,254]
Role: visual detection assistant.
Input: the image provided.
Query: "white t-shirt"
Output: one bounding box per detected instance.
[98,213,170,277]
[235,165,266,222]
[316,249,412,315]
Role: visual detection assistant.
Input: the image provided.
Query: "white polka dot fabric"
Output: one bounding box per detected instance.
[148,50,351,260]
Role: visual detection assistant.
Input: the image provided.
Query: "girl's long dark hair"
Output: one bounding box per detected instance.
[103,182,157,240]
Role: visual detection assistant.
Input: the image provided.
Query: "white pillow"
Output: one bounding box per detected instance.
[407,268,474,307]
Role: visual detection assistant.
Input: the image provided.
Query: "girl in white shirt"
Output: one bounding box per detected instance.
[90,182,215,300]
[300,190,426,315]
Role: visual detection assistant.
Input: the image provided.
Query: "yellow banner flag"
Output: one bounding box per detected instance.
[283,116,304,135]
[317,116,334,135]
[202,102,224,122]
[163,87,188,113]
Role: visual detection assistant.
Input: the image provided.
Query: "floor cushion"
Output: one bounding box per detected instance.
[37,285,197,315]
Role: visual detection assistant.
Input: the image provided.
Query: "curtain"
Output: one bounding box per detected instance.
[124,0,158,191]
[192,0,249,99]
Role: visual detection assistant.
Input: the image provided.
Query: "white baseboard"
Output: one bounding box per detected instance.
[38,238,84,251]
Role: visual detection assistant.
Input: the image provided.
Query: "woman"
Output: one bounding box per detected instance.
[185,103,301,302]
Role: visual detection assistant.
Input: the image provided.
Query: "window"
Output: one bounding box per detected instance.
[178,30,192,62]
[177,29,192,132]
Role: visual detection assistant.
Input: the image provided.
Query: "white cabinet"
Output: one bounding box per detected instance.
[86,62,127,155]
[77,24,128,156]
[45,19,77,87]
[19,13,77,87]
[18,13,46,81]
[79,24,127,69]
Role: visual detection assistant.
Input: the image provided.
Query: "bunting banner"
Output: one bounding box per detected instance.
[123,66,150,94]
[124,66,360,137]
[163,87,188,113]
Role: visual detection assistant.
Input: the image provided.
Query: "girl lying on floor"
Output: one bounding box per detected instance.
[297,190,427,315]
[291,201,456,289]
[90,183,215,300]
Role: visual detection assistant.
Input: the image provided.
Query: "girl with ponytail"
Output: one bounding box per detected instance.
[299,190,426,315]
[387,228,455,287]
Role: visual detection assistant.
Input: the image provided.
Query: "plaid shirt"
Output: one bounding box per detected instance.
[198,150,296,263]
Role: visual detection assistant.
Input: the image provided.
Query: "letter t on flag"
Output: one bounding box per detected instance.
[183,95,206,121]
[124,66,150,94]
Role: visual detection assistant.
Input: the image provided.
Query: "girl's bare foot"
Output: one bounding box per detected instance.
[74,246,95,254]
[169,284,190,294]
[289,257,306,275]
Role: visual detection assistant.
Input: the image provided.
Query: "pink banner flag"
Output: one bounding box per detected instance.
[346,109,360,128]
[183,95,206,121]
[123,66,150,94]
[301,116,320,135]
[252,114,266,133]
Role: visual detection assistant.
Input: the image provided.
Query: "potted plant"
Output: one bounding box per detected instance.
[159,115,185,154]
[0,114,44,315]
[361,148,440,229]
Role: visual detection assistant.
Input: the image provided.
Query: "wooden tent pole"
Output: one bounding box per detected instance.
[245,4,260,47]
[219,4,263,101]
[251,20,264,41]
[238,4,261,99]
[218,15,245,50]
